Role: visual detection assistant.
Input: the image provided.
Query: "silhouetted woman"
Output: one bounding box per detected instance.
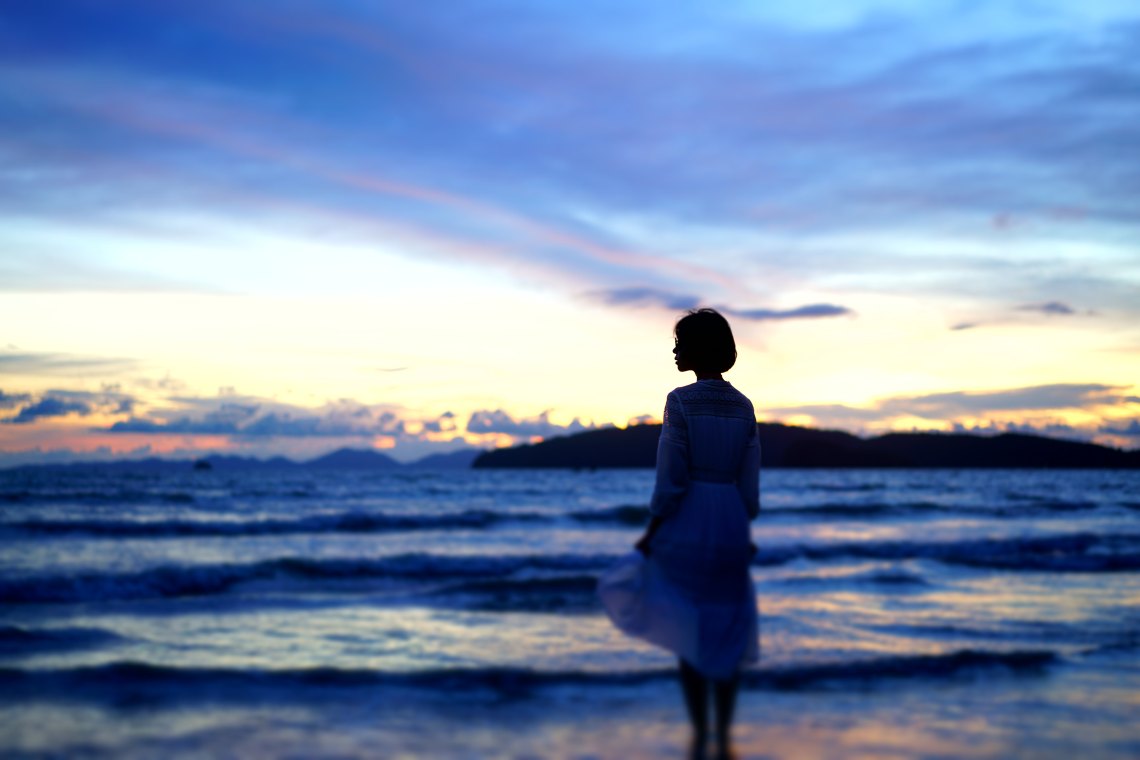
[599,308,760,760]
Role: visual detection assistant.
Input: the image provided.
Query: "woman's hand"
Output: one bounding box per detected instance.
[635,515,664,556]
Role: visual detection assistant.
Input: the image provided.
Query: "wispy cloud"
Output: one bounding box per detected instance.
[884,384,1125,417]
[587,288,701,311]
[0,351,136,377]
[3,2,1138,309]
[770,383,1132,425]
[1017,301,1076,316]
[587,287,854,321]
[722,304,853,321]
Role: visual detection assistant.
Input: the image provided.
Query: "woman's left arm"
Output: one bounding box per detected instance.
[635,515,664,555]
[737,420,760,519]
[639,391,690,553]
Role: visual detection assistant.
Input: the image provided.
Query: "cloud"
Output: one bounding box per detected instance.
[4,397,92,424]
[764,403,889,429]
[0,390,33,409]
[465,409,594,438]
[1017,301,1076,316]
[1100,419,1140,438]
[588,288,854,321]
[110,394,598,448]
[588,287,701,311]
[421,411,458,434]
[4,2,1137,313]
[952,420,1086,440]
[0,352,136,377]
[770,383,1131,427]
[2,387,138,425]
[722,304,853,321]
[880,384,1126,418]
[107,398,409,438]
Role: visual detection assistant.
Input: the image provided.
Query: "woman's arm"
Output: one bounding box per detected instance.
[640,391,689,552]
[647,392,690,517]
[635,515,664,555]
[737,419,760,519]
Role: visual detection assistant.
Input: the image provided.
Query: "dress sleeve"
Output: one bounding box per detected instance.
[649,391,689,518]
[737,416,761,519]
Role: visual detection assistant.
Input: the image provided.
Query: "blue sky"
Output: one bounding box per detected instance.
[1,1,1138,462]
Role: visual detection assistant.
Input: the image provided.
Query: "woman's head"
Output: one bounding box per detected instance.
[673,308,737,374]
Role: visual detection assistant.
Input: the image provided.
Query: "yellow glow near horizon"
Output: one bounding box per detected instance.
[3,221,1139,461]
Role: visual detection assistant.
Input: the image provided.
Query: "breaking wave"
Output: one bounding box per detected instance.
[0,649,1057,703]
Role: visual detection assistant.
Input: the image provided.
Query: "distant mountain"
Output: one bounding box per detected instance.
[1,446,487,473]
[473,423,1140,469]
[306,447,402,470]
[409,449,484,469]
[197,455,297,472]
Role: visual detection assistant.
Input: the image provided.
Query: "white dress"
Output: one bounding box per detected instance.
[599,379,760,679]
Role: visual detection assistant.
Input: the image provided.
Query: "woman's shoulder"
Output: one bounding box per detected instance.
[671,380,754,410]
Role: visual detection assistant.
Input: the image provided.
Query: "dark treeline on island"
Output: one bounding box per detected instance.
[473,423,1140,469]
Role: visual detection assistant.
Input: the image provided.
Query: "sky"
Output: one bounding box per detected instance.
[1,0,1139,464]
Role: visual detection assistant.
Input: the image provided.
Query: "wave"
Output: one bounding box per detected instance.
[428,575,602,612]
[776,569,929,587]
[574,498,1122,521]
[569,505,647,525]
[4,530,1136,605]
[765,501,952,519]
[763,499,1117,519]
[0,553,613,604]
[0,625,126,656]
[762,531,1140,572]
[1083,637,1140,657]
[5,509,547,538]
[2,505,650,540]
[0,649,1056,704]
[0,488,197,506]
[4,496,1126,544]
[804,483,887,492]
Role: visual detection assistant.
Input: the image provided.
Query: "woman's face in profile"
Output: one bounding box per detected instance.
[673,339,692,373]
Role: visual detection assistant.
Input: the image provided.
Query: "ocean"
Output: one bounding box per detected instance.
[1,466,1137,759]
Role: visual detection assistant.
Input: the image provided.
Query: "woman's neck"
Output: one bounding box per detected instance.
[694,372,723,381]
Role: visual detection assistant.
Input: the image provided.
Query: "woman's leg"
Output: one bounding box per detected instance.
[678,659,708,757]
[712,672,740,759]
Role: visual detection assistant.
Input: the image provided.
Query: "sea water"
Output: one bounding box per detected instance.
[1,467,1137,758]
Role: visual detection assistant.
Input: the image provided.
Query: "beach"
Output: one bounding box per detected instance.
[2,467,1138,758]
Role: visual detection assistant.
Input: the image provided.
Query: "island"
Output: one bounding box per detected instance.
[472,423,1140,469]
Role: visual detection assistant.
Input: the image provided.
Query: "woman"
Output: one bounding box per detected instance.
[599,308,760,760]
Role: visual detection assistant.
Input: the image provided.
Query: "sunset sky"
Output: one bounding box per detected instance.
[2,1,1139,464]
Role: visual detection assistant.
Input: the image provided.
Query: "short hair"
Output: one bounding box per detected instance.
[674,308,737,373]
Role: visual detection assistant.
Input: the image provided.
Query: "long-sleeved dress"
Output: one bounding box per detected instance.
[599,378,760,679]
